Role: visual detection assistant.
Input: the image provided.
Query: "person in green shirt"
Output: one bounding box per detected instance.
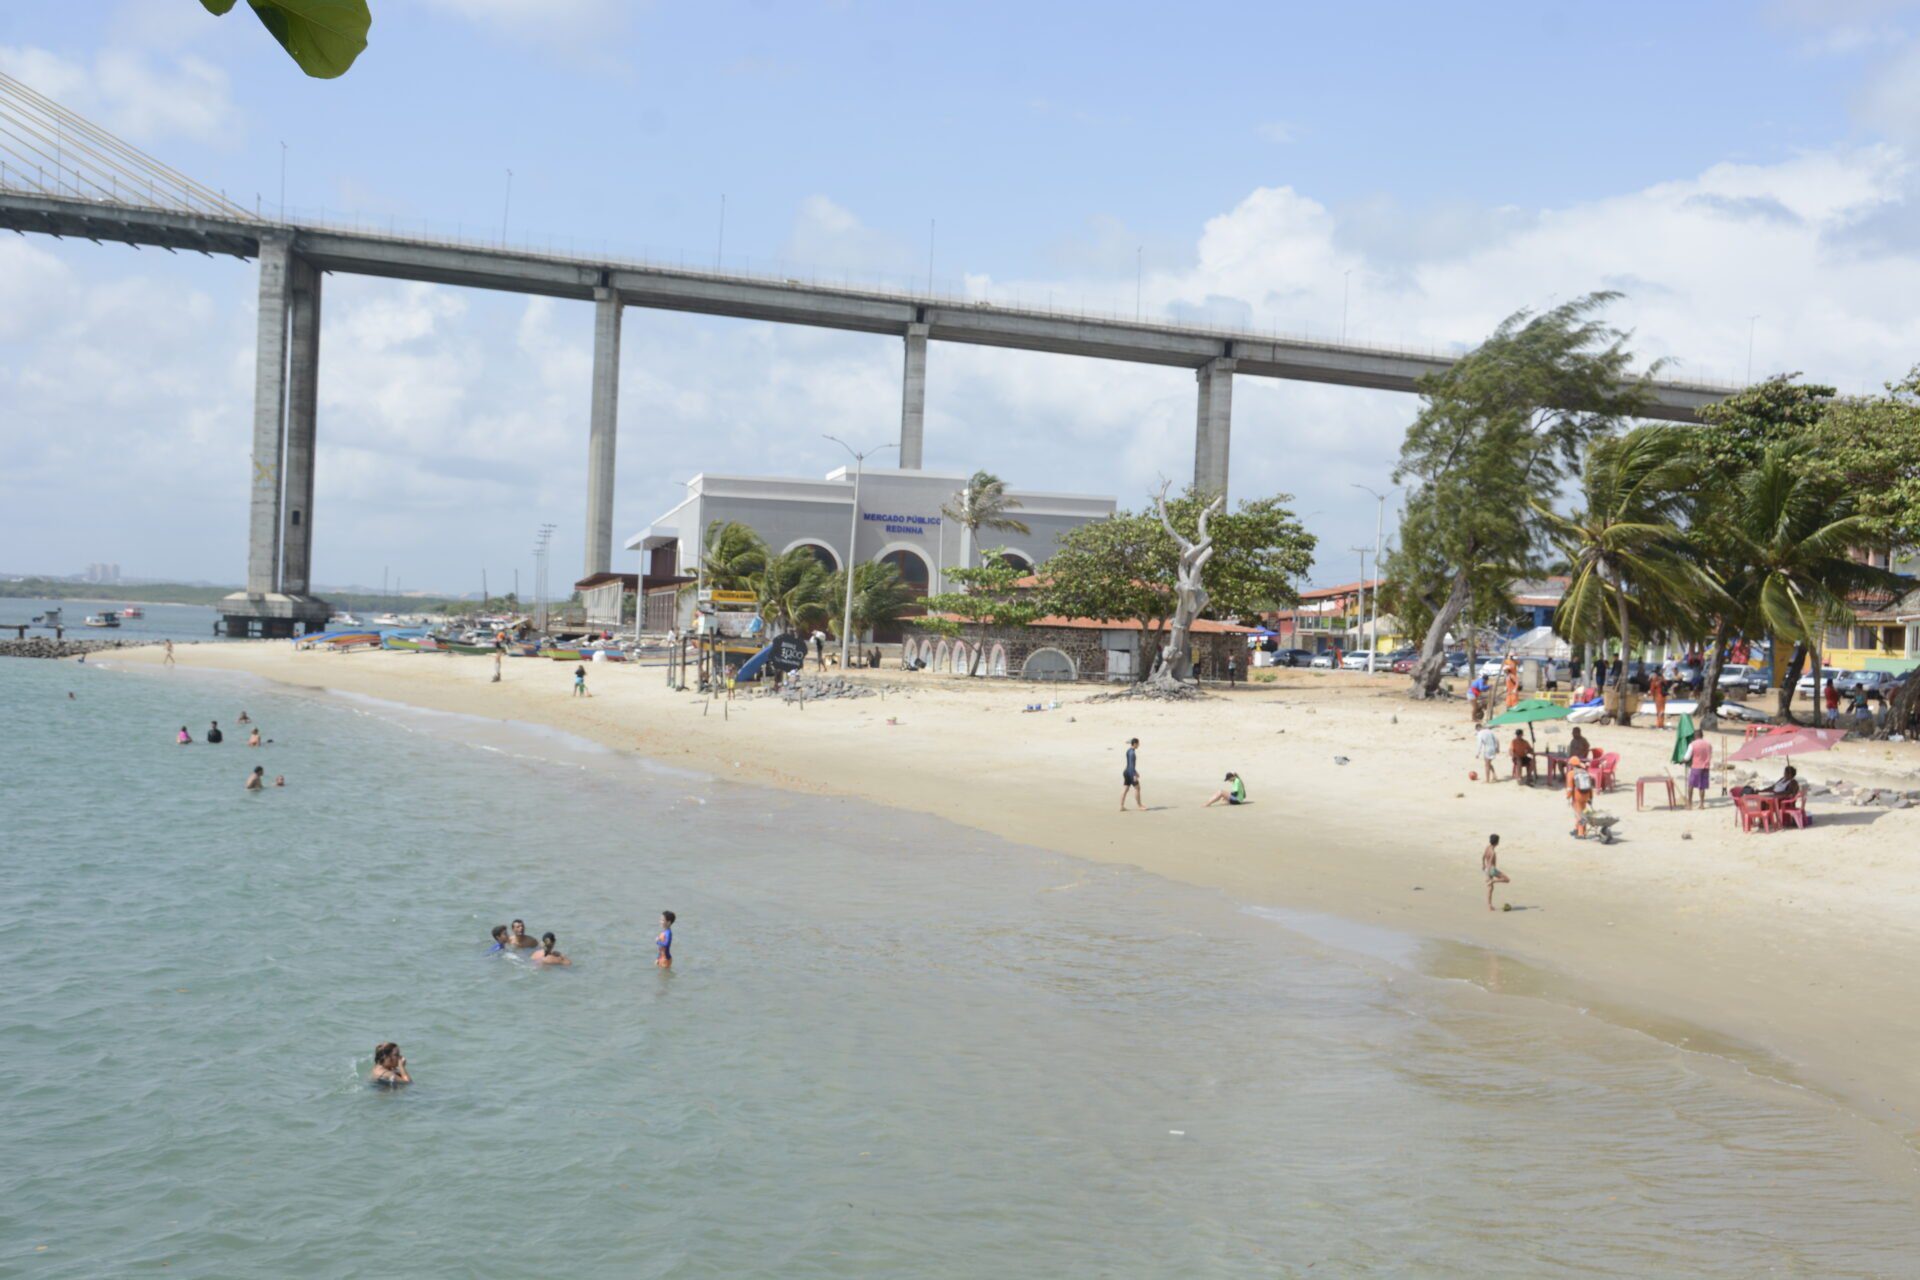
[1205,772,1248,807]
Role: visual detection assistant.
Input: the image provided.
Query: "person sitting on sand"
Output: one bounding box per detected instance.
[1483,834,1510,912]
[206,720,224,744]
[1204,772,1248,807]
[1509,731,1536,783]
[244,766,265,791]
[1475,723,1500,783]
[369,1042,411,1086]
[531,932,572,966]
[247,727,262,747]
[506,920,537,949]
[178,725,193,745]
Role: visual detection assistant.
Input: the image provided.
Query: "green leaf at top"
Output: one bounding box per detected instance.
[201,0,241,14]
[205,0,370,79]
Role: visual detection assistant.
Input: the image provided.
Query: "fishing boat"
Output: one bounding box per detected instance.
[83,612,121,628]
[443,641,497,656]
[120,607,143,619]
[543,649,587,661]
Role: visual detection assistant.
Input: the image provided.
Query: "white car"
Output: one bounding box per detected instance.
[1309,652,1336,669]
[1793,668,1845,698]
[1340,652,1375,671]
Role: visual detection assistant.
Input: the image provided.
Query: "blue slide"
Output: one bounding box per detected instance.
[734,641,776,682]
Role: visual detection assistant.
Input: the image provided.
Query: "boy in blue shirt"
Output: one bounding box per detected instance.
[655,911,675,968]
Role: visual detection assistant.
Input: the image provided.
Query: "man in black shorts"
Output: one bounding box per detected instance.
[1120,737,1143,811]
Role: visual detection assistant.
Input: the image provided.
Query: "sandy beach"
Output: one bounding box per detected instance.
[117,641,1920,1136]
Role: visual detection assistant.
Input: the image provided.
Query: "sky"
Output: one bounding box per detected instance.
[4,0,1920,592]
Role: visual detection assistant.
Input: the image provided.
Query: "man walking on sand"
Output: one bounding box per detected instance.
[164,638,175,667]
[1483,835,1510,911]
[1120,738,1143,811]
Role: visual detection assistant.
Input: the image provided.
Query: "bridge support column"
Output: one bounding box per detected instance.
[245,235,292,596]
[584,286,622,577]
[281,254,321,595]
[1193,356,1235,499]
[899,322,928,469]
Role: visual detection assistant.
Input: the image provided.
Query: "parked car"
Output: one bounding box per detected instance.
[1339,652,1375,671]
[1793,667,1846,698]
[1309,652,1336,669]
[1390,653,1421,674]
[1837,669,1898,697]
[1716,665,1770,698]
[1270,647,1317,668]
[1382,647,1418,666]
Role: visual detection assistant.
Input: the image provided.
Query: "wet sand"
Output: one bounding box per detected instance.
[117,642,1920,1139]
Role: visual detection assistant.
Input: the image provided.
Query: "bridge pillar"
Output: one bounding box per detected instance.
[583,286,622,577]
[245,235,292,596]
[1193,356,1235,499]
[899,322,928,469]
[281,254,322,595]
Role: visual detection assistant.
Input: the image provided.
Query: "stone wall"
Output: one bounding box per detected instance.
[901,623,1246,683]
[0,637,130,660]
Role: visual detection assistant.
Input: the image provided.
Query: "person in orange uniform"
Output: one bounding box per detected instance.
[1648,668,1667,729]
[1502,655,1520,710]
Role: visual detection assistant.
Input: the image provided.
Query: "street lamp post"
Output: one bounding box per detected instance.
[825,434,898,671]
[1351,483,1388,673]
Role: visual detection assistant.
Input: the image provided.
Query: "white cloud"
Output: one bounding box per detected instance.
[1256,121,1295,144]
[0,45,234,147]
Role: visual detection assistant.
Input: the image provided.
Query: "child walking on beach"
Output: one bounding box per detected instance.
[1483,835,1510,911]
[573,664,588,697]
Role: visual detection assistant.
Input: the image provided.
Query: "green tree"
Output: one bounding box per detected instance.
[1533,426,1717,725]
[941,471,1031,568]
[1692,374,1836,473]
[700,521,768,592]
[921,548,1040,675]
[753,547,835,635]
[201,1,370,78]
[1699,445,1906,724]
[1809,365,1920,549]
[1391,293,1653,697]
[1036,488,1315,681]
[827,562,915,642]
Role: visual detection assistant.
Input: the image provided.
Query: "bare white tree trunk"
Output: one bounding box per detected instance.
[1150,487,1222,686]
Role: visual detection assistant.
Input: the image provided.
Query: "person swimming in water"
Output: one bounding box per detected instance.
[244,766,265,791]
[274,775,286,788]
[177,725,193,745]
[531,932,572,966]
[655,911,675,968]
[506,920,537,949]
[207,720,224,744]
[247,727,262,747]
[369,1042,411,1086]
[237,710,251,724]
[488,925,509,953]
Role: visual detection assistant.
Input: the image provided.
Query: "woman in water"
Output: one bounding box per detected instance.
[532,932,572,966]
[369,1042,411,1086]
[247,727,262,747]
[177,726,193,744]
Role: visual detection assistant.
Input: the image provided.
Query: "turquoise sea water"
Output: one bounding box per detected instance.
[0,598,227,645]
[6,656,1920,1277]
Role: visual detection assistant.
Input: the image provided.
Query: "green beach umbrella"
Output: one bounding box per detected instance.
[1489,699,1571,727]
[1669,712,1697,765]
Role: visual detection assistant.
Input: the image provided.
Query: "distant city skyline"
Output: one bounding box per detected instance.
[4,1,1920,591]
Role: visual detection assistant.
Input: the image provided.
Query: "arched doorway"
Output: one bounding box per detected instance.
[878,547,931,594]
[933,640,951,672]
[989,643,1008,677]
[784,539,841,574]
[996,549,1034,572]
[1021,647,1077,682]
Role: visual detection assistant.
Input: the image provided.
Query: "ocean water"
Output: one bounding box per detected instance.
[6,657,1920,1278]
[0,598,227,645]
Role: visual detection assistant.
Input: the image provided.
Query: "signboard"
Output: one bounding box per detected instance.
[768,633,808,674]
[709,589,758,606]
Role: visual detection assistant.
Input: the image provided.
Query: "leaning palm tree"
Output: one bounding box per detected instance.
[753,547,835,634]
[1701,444,1906,724]
[700,520,768,592]
[941,471,1030,569]
[1532,426,1716,726]
[827,562,915,642]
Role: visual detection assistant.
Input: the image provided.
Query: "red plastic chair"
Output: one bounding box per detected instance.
[1593,751,1620,792]
[1731,791,1780,834]
[1778,791,1811,830]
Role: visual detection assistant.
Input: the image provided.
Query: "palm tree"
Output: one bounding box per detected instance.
[700,521,768,592]
[827,562,914,642]
[753,547,835,634]
[941,471,1030,569]
[1698,444,1905,724]
[1533,426,1716,726]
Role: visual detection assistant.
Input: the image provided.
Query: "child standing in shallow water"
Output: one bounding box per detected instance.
[655,911,675,968]
[1482,834,1510,912]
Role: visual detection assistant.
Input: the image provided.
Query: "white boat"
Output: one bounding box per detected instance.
[373,613,403,627]
[329,611,363,626]
[83,613,121,628]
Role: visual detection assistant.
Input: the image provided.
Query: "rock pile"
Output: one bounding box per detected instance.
[764,675,881,703]
[0,637,128,660]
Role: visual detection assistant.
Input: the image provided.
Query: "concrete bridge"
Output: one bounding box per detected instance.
[0,187,1735,635]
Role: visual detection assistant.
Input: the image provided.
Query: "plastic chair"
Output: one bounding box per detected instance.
[1593,751,1620,792]
[1731,791,1780,834]
[1778,791,1811,830]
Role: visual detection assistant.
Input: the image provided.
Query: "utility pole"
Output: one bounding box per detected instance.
[1351,483,1389,673]
[824,434,898,670]
[1350,546,1370,663]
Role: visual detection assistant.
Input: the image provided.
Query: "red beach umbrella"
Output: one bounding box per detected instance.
[1728,727,1847,763]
